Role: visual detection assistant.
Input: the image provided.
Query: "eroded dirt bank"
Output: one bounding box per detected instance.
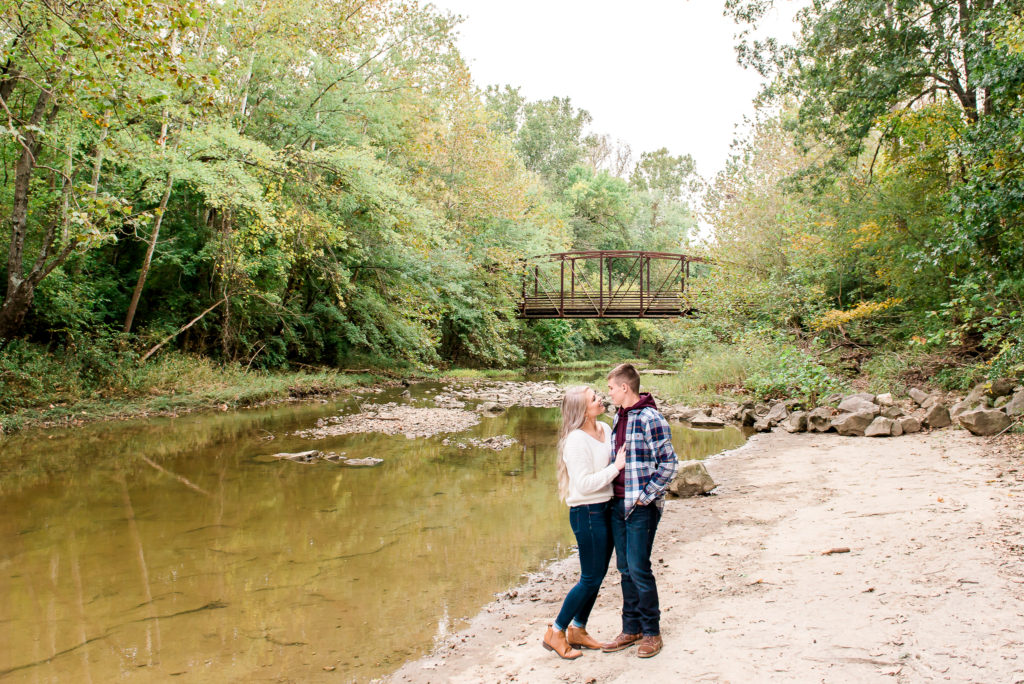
[387,430,1024,683]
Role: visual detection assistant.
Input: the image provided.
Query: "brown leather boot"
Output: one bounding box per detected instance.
[600,631,641,652]
[637,635,663,658]
[566,624,602,650]
[543,626,582,660]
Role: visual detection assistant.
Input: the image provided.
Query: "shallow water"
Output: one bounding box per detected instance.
[0,382,745,682]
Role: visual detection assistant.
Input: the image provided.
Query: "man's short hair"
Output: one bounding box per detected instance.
[607,363,641,394]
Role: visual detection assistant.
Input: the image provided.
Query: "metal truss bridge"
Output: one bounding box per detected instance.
[518,250,709,319]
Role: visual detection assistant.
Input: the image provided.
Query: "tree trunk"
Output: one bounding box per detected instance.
[124,174,173,332]
[0,89,50,339]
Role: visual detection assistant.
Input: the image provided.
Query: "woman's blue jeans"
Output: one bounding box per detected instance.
[554,501,613,631]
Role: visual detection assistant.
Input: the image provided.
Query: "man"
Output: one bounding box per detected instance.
[602,363,678,658]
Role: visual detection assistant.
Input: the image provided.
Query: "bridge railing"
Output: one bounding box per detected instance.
[518,250,709,319]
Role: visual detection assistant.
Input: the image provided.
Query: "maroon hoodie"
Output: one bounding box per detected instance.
[612,393,658,498]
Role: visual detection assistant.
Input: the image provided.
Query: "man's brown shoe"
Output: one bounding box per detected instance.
[542,626,582,660]
[637,635,663,658]
[600,632,641,653]
[566,625,602,650]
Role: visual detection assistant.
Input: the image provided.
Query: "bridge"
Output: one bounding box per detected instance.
[518,250,709,319]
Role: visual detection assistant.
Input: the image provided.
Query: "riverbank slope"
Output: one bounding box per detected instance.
[388,429,1024,683]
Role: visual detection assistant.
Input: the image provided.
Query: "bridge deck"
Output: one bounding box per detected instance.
[519,294,694,319]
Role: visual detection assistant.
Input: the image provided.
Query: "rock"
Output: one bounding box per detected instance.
[737,407,757,427]
[922,393,945,409]
[343,457,384,467]
[690,414,726,429]
[881,405,905,419]
[875,393,894,406]
[865,416,895,437]
[1005,390,1024,418]
[989,377,1016,398]
[476,401,507,417]
[908,387,930,406]
[958,408,1011,436]
[784,398,806,411]
[754,403,771,417]
[729,402,753,421]
[783,411,808,433]
[848,392,877,403]
[950,401,973,420]
[964,383,989,408]
[676,407,707,422]
[994,395,1011,409]
[271,450,320,463]
[667,461,716,497]
[822,393,844,406]
[837,396,881,416]
[891,419,904,437]
[923,404,951,429]
[898,416,922,434]
[752,417,772,432]
[807,407,835,432]
[832,411,876,436]
[764,402,790,426]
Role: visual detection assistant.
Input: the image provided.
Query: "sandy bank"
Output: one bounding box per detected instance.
[387,429,1024,683]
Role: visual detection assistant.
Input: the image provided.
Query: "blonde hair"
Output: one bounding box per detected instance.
[557,385,591,501]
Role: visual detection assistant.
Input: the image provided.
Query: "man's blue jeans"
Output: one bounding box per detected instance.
[554,501,613,631]
[610,497,662,636]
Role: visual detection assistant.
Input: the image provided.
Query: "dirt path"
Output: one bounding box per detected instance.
[387,429,1024,683]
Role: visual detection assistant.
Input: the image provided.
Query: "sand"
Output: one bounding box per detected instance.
[387,429,1024,683]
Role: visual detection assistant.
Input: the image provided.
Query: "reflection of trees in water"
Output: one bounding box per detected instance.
[0,393,746,680]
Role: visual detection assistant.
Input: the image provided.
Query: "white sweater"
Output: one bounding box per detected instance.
[562,421,619,507]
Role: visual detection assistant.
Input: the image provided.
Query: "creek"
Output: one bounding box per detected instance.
[0,379,746,682]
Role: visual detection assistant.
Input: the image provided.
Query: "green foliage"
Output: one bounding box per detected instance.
[744,344,847,404]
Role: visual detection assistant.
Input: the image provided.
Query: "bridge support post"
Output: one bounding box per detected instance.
[559,259,564,316]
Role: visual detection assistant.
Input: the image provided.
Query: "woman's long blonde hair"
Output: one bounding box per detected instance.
[557,385,591,501]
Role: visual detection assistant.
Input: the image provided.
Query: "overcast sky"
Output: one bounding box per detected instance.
[430,0,802,180]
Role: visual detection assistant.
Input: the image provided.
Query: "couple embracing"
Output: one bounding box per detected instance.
[543,363,678,660]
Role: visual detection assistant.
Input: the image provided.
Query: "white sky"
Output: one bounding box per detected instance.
[430,0,803,180]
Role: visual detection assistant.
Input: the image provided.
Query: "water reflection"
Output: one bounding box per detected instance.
[0,384,744,682]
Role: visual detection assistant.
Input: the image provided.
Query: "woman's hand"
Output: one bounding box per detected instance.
[614,444,627,471]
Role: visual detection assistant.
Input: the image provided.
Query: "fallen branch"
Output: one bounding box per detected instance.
[821,547,851,556]
[140,296,227,363]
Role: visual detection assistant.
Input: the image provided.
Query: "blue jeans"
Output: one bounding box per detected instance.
[610,497,662,636]
[554,501,613,631]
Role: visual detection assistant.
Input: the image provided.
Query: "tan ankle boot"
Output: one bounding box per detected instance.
[543,626,583,660]
[566,625,602,650]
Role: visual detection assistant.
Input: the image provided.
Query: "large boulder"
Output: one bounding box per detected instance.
[783,411,809,433]
[950,400,974,420]
[881,405,905,419]
[958,408,1011,436]
[923,404,951,428]
[908,387,930,406]
[865,416,896,437]
[737,407,757,427]
[988,377,1017,399]
[898,416,922,434]
[667,461,716,497]
[963,383,990,409]
[832,411,876,436]
[476,401,506,417]
[837,396,881,416]
[807,406,835,432]
[1005,390,1024,418]
[690,414,726,429]
[764,402,790,426]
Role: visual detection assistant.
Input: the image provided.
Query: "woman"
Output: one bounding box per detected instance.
[543,385,627,659]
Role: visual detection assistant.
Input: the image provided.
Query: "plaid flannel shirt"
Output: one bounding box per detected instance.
[610,406,678,517]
